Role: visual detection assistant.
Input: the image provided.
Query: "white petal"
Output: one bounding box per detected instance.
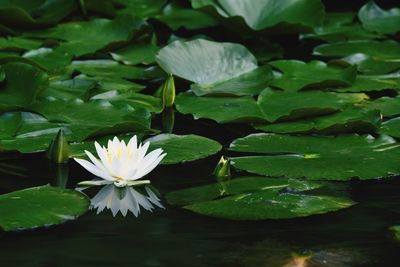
[74,158,114,181]
[85,150,107,173]
[127,135,138,151]
[129,153,166,180]
[95,142,114,174]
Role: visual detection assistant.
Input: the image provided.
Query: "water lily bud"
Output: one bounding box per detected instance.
[47,129,69,163]
[162,74,175,108]
[213,156,231,179]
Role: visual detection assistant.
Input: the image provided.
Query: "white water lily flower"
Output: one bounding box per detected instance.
[91,184,164,217]
[74,135,166,187]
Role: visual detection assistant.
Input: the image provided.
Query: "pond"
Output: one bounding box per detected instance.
[0,0,400,266]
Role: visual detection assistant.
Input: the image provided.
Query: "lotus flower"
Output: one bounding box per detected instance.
[91,184,164,217]
[74,136,166,187]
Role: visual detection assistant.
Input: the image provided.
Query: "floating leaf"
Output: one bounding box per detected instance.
[156,39,257,84]
[191,0,324,31]
[269,60,356,91]
[358,1,400,34]
[314,40,400,74]
[110,42,158,65]
[69,60,145,80]
[380,117,400,138]
[29,99,151,141]
[0,185,89,231]
[255,108,381,134]
[145,134,222,164]
[155,3,218,30]
[334,74,400,92]
[302,12,381,42]
[22,47,72,72]
[175,92,264,123]
[365,96,400,118]
[166,176,354,220]
[0,37,42,51]
[257,89,366,122]
[26,15,147,56]
[0,62,48,112]
[230,133,400,180]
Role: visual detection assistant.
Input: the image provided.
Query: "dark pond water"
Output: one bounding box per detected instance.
[1,115,400,267]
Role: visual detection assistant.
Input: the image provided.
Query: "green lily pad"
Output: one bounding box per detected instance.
[0,0,77,27]
[91,90,163,113]
[166,176,354,220]
[380,117,400,138]
[314,40,400,58]
[26,15,147,56]
[146,134,222,164]
[110,42,158,65]
[191,65,272,96]
[115,0,166,18]
[365,96,400,118]
[0,185,89,231]
[29,99,151,141]
[258,89,366,122]
[0,62,48,112]
[175,89,366,124]
[0,36,42,51]
[358,1,400,34]
[334,74,400,92]
[69,60,146,80]
[269,60,356,91]
[230,133,400,180]
[156,39,258,86]
[175,92,264,123]
[255,107,381,134]
[22,47,72,72]
[155,3,218,30]
[191,0,324,31]
[314,40,400,74]
[302,12,381,42]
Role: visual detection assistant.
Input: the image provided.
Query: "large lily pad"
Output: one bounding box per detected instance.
[69,60,146,80]
[365,96,400,118]
[166,176,354,220]
[192,0,324,31]
[145,134,222,164]
[269,60,356,91]
[335,74,400,92]
[156,39,258,86]
[301,12,381,42]
[29,99,151,141]
[258,89,366,122]
[0,185,89,231]
[230,133,400,180]
[314,40,400,74]
[358,1,400,34]
[26,15,147,56]
[176,89,366,124]
[175,92,264,123]
[155,3,218,30]
[380,117,400,138]
[0,62,48,112]
[255,107,381,134]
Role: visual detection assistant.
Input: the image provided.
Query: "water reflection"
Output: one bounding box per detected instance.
[85,184,164,217]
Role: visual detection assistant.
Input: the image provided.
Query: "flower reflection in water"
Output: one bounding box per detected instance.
[89,184,164,217]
